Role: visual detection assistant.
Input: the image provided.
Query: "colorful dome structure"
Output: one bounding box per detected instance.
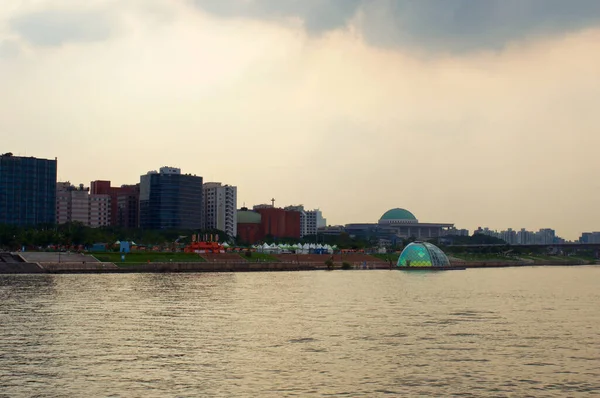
[397,242,450,267]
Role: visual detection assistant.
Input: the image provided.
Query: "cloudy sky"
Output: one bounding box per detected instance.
[1,0,599,239]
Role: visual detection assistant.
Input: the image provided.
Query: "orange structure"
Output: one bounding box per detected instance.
[184,241,224,254]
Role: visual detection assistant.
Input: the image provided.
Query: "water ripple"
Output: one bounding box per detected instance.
[1,268,600,397]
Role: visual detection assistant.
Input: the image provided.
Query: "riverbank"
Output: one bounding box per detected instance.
[1,260,596,274]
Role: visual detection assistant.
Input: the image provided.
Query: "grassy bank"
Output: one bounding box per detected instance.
[93,252,206,264]
[449,253,521,262]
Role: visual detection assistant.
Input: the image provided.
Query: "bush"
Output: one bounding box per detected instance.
[341,262,352,270]
[325,258,334,270]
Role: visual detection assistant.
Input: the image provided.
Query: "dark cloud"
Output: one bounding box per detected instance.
[195,0,362,33]
[10,9,113,47]
[193,0,600,51]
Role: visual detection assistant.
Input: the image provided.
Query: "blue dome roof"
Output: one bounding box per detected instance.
[397,242,450,267]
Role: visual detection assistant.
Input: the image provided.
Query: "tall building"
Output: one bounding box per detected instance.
[306,209,326,236]
[116,186,140,229]
[139,167,203,230]
[203,182,237,238]
[0,153,57,226]
[91,180,140,228]
[56,182,111,227]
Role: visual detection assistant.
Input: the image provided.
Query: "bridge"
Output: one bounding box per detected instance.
[446,243,600,258]
[447,243,600,250]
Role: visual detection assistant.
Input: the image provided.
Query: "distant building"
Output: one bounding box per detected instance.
[318,225,345,236]
[346,208,454,245]
[283,205,326,237]
[284,205,308,237]
[56,182,111,227]
[237,207,262,244]
[476,227,564,244]
[443,227,470,237]
[580,232,600,244]
[306,209,326,236]
[116,186,140,229]
[203,182,237,238]
[139,167,203,230]
[0,153,57,226]
[253,205,301,240]
[235,204,301,243]
[91,180,140,228]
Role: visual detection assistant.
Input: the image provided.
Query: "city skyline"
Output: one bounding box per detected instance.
[0,153,593,241]
[2,1,600,240]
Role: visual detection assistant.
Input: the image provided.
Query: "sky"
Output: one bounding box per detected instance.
[1,0,599,240]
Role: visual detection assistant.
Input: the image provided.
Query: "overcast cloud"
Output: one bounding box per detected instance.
[1,1,599,239]
[194,0,600,51]
[10,8,114,47]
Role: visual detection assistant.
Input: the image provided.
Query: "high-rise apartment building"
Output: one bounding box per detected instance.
[0,153,57,226]
[306,209,326,236]
[56,182,111,227]
[139,167,203,230]
[203,182,237,238]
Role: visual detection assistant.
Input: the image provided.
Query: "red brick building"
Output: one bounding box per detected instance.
[255,207,301,240]
[91,180,140,228]
[237,208,263,244]
[236,206,301,244]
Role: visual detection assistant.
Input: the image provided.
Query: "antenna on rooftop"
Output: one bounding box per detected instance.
[271,198,275,207]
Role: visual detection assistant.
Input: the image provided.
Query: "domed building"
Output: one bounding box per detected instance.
[344,208,455,245]
[378,208,418,225]
[397,242,450,267]
[237,208,262,244]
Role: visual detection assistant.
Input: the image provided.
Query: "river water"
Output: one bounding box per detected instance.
[1,267,599,397]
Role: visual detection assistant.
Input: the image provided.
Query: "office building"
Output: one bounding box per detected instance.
[139,167,203,230]
[0,153,57,226]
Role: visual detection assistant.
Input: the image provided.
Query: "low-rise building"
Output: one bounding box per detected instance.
[56,182,110,227]
[346,208,454,245]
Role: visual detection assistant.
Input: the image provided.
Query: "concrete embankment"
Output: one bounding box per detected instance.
[453,260,592,268]
[1,260,595,274]
[37,262,320,274]
[0,262,46,274]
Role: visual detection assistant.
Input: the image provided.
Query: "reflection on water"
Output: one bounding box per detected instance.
[1,267,600,397]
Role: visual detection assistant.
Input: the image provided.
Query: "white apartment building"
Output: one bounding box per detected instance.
[203,182,237,239]
[56,182,111,227]
[306,209,326,236]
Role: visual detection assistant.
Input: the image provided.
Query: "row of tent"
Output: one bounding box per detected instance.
[245,242,338,254]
